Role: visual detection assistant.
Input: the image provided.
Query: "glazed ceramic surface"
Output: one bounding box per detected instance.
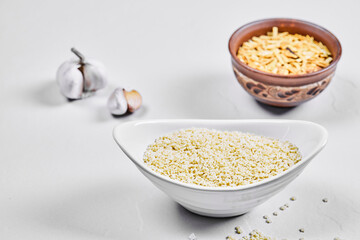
[229,18,342,107]
[113,119,327,217]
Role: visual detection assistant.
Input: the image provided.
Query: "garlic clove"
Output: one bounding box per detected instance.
[107,88,128,115]
[107,88,142,115]
[124,90,142,112]
[56,60,83,99]
[82,59,107,92]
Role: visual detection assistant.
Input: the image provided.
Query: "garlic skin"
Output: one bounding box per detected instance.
[56,60,83,99]
[82,59,107,92]
[56,48,107,99]
[107,88,128,115]
[125,90,142,112]
[108,88,142,115]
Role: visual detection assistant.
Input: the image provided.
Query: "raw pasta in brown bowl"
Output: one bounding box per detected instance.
[229,18,342,107]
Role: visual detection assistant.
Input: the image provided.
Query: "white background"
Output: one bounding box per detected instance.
[1,0,359,239]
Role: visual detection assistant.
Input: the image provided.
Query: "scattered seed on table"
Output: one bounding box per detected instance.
[263,215,269,219]
[280,206,286,211]
[334,238,341,240]
[322,198,328,203]
[265,219,272,224]
[226,236,236,240]
[299,238,304,240]
[299,228,305,233]
[284,203,289,208]
[273,212,278,216]
[235,226,243,234]
[290,196,296,201]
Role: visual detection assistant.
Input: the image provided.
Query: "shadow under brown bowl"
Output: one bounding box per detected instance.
[229,18,342,107]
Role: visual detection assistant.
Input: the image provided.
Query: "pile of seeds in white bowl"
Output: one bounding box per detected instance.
[143,128,301,187]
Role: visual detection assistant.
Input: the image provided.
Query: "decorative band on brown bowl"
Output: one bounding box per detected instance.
[228,18,342,107]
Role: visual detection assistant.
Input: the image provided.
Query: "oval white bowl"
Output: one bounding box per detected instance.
[113,119,327,217]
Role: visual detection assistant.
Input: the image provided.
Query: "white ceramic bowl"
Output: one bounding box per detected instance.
[113,119,327,217]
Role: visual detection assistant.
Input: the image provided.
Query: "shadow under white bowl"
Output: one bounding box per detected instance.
[113,119,327,217]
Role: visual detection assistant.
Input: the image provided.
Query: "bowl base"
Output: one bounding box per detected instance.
[255,98,300,107]
[180,204,249,218]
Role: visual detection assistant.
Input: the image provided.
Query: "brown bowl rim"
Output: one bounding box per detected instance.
[228,18,342,83]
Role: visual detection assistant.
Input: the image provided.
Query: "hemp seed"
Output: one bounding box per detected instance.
[235,226,243,234]
[226,236,236,240]
[188,233,197,240]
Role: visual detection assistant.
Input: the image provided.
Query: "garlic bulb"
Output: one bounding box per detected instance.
[108,88,142,115]
[56,48,107,99]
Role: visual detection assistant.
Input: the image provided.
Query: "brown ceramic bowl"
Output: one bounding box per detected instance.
[229,18,342,107]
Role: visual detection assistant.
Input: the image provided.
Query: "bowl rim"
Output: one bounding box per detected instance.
[228,18,342,81]
[113,119,328,192]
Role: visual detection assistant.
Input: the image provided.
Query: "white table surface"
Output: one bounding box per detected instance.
[1,0,359,239]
